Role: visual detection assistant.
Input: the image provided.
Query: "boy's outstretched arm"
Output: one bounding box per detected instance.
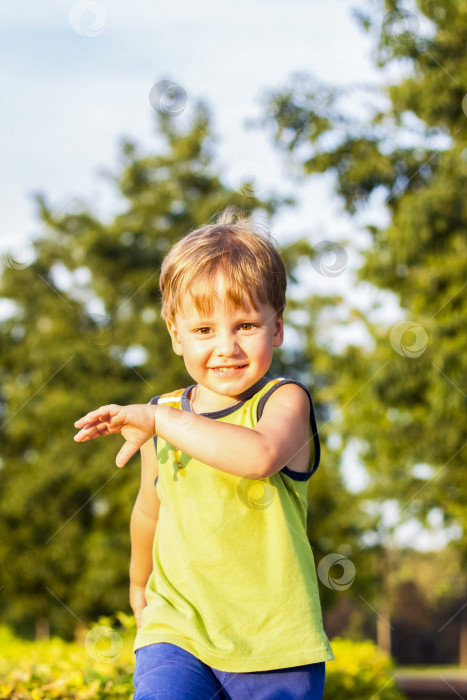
[74,383,311,479]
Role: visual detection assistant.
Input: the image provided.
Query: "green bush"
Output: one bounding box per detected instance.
[0,618,406,699]
[0,612,136,699]
[324,638,407,700]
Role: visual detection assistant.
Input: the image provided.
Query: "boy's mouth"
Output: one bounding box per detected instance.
[211,364,247,374]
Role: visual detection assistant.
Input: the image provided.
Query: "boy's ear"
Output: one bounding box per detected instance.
[166,319,184,356]
[273,313,284,348]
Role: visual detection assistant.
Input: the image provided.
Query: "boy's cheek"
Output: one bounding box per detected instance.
[185,342,209,357]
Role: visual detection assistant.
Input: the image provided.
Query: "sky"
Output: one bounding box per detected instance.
[0,0,456,550]
[1,1,386,247]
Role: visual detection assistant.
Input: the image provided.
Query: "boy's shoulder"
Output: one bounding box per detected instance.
[256,377,313,410]
[260,377,311,397]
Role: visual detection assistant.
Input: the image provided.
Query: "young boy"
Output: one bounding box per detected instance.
[74,206,334,699]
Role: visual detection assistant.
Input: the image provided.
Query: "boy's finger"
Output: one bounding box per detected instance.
[74,405,117,427]
[74,427,99,441]
[74,413,101,428]
[115,441,139,468]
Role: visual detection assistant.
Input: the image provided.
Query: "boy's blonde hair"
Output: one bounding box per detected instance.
[159,206,287,322]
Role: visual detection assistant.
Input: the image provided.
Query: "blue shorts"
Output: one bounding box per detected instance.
[133,642,326,700]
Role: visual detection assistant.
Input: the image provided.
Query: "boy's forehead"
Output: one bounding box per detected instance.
[177,292,257,320]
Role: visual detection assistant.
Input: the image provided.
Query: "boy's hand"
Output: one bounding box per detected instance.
[129,582,148,631]
[73,404,156,467]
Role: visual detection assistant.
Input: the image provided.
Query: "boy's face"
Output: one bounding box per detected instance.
[166,275,283,404]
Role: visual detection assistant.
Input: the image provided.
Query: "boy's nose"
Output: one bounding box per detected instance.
[214,332,239,357]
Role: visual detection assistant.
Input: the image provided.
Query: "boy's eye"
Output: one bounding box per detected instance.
[196,327,211,335]
[240,323,254,331]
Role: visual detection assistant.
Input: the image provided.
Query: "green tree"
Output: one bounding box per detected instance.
[0,98,377,640]
[258,0,467,643]
[0,101,287,639]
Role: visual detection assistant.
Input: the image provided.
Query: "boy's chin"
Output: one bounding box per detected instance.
[207,371,269,395]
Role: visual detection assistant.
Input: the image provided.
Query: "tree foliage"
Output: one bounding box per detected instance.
[0,102,291,638]
[258,0,467,560]
[0,101,376,638]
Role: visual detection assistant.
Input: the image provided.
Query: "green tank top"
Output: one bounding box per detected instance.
[133,376,335,671]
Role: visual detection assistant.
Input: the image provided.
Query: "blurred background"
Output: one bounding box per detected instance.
[0,0,466,697]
